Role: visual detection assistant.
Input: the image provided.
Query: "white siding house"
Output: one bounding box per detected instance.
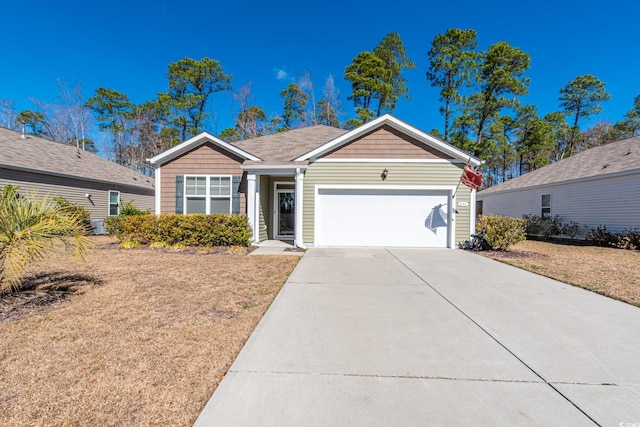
[477,136,640,233]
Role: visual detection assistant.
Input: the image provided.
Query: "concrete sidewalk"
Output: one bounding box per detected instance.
[195,248,640,426]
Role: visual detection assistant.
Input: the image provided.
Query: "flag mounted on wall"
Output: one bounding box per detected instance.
[460,164,483,190]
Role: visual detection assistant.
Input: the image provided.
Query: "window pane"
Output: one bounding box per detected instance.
[186,177,206,196]
[210,176,231,196]
[541,194,551,207]
[186,197,206,214]
[109,191,119,204]
[109,204,119,216]
[210,197,230,214]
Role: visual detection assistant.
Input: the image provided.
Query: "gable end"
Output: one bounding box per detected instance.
[321,125,454,160]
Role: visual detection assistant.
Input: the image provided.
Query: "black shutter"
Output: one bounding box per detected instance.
[231,176,241,214]
[175,175,184,214]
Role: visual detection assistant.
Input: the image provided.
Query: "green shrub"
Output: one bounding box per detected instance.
[477,215,526,251]
[53,197,92,235]
[523,214,561,238]
[108,214,252,247]
[586,226,640,250]
[119,200,150,216]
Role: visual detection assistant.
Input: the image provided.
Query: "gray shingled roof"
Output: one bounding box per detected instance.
[0,127,154,189]
[232,125,348,162]
[479,136,640,195]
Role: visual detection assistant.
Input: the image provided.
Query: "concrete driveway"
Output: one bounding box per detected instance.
[194,248,640,426]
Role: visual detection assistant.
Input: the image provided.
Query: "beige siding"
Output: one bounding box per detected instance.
[159,142,246,214]
[0,168,154,221]
[302,162,472,246]
[323,125,453,160]
[479,172,640,233]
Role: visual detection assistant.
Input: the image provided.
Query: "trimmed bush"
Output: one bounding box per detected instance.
[477,215,526,251]
[523,214,561,238]
[586,226,640,250]
[106,214,252,247]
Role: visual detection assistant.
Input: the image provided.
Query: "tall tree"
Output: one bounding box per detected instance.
[16,110,47,135]
[316,74,342,127]
[373,32,416,115]
[166,57,232,140]
[426,28,478,141]
[616,94,640,137]
[85,88,134,163]
[279,82,309,130]
[297,71,317,126]
[0,99,17,129]
[344,51,390,123]
[558,74,611,158]
[468,41,530,149]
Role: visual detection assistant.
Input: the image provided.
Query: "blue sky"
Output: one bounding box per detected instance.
[2,0,639,152]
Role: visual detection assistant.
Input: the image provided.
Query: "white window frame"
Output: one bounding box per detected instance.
[108,190,120,216]
[184,175,232,214]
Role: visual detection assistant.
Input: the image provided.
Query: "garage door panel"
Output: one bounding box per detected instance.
[316,188,450,247]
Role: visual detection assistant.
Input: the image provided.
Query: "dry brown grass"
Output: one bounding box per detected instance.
[482,240,640,306]
[0,237,299,426]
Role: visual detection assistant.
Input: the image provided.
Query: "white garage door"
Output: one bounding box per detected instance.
[315,188,451,247]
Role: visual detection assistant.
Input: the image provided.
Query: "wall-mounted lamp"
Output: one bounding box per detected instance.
[381,168,388,181]
[85,193,91,199]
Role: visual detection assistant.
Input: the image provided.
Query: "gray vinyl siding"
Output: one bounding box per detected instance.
[303,162,472,246]
[0,168,155,221]
[479,172,640,233]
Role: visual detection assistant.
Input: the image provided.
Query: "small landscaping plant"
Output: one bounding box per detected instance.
[476,215,526,251]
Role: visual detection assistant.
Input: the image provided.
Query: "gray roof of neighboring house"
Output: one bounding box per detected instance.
[233,125,349,162]
[479,136,640,196]
[0,127,155,190]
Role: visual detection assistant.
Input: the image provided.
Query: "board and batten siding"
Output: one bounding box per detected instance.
[323,125,451,159]
[302,162,472,246]
[0,168,154,221]
[159,142,246,214]
[480,172,640,233]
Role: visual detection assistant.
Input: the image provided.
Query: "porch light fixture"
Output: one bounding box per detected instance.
[381,168,388,180]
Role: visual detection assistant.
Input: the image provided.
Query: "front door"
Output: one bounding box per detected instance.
[274,183,295,239]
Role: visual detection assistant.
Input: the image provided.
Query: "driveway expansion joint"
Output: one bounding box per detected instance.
[385,249,603,427]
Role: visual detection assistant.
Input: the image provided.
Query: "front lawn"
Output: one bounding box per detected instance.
[0,237,299,426]
[482,240,640,306]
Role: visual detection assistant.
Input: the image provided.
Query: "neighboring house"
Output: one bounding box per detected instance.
[149,114,482,248]
[0,126,155,229]
[477,136,640,233]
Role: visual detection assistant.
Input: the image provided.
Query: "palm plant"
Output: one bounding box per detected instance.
[0,185,91,293]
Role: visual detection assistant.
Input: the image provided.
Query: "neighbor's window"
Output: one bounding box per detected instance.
[109,190,120,216]
[185,175,231,214]
[541,194,551,218]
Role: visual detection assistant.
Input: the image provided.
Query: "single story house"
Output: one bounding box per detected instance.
[149,114,482,248]
[477,135,640,233]
[0,126,155,231]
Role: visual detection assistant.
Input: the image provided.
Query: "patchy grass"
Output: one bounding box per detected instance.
[0,236,299,426]
[482,240,640,306]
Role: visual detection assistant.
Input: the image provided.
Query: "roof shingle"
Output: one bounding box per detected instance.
[479,136,640,195]
[232,125,348,162]
[0,127,154,189]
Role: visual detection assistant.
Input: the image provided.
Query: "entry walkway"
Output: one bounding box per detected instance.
[195,248,640,426]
